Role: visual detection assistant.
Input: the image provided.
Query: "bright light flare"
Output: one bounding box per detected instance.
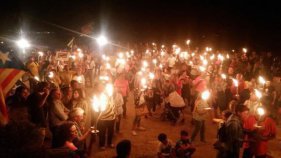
[118,53,124,58]
[186,39,191,45]
[226,54,230,59]
[105,83,114,97]
[99,75,109,81]
[141,78,147,86]
[210,54,215,60]
[258,76,266,85]
[16,38,30,49]
[218,54,224,61]
[48,72,54,78]
[78,52,84,58]
[149,72,155,79]
[34,76,40,81]
[70,55,76,60]
[38,51,43,57]
[175,48,181,55]
[257,107,265,116]
[106,63,111,69]
[221,74,226,79]
[243,48,247,53]
[143,61,148,67]
[201,90,210,100]
[203,59,208,66]
[199,66,206,72]
[92,93,107,112]
[76,76,82,83]
[96,35,108,46]
[232,79,238,87]
[254,89,262,99]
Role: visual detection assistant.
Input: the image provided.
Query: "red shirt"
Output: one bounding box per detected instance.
[176,80,183,95]
[253,117,277,156]
[114,79,129,97]
[242,115,256,148]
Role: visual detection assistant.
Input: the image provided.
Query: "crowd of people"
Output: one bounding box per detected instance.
[0,42,280,158]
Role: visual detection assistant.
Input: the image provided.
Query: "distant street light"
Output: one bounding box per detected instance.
[96,35,108,46]
[16,38,30,50]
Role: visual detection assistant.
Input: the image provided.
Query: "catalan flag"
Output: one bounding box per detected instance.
[0,45,26,125]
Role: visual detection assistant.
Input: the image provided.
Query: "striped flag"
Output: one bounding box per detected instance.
[0,46,26,125]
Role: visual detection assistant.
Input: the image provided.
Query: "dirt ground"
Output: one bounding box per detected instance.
[89,92,281,158]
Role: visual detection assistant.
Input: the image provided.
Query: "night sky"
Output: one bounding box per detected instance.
[1,0,281,52]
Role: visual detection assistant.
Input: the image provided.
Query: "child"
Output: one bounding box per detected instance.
[157,133,174,158]
[175,130,196,158]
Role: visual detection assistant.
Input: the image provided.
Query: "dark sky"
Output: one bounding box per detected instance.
[1,0,281,52]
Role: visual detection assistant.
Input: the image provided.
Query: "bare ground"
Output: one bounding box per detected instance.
[89,93,281,158]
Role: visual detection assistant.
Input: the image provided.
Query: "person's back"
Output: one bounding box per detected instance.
[27,92,47,127]
[225,114,243,158]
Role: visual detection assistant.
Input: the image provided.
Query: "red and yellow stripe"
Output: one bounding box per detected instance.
[0,68,25,96]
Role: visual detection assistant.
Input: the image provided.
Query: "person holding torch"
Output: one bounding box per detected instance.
[191,90,211,143]
[92,83,116,150]
[251,106,276,158]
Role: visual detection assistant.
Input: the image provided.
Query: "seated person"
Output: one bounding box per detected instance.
[175,130,196,158]
[157,133,174,158]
